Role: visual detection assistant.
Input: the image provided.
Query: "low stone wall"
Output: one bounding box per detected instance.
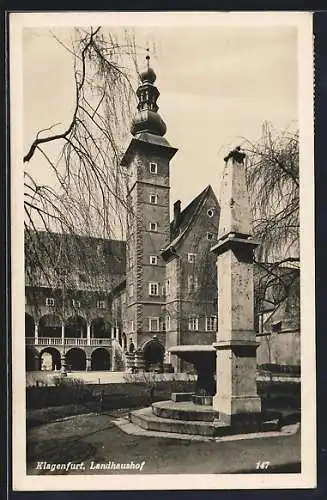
[256,330,300,367]
[26,380,197,410]
[26,370,197,387]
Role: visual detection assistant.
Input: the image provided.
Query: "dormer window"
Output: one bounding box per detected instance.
[149,162,157,174]
[150,194,158,204]
[188,253,197,264]
[150,255,158,265]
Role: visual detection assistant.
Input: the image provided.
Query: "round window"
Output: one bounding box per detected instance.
[207,209,214,217]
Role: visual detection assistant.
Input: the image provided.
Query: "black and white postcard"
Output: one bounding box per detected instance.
[10,11,315,490]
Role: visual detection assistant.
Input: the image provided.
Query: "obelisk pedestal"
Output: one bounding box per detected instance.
[211,147,262,427]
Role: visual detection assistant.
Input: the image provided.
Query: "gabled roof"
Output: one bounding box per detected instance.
[162,185,219,256]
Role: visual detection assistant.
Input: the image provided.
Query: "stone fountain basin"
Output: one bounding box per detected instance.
[168,345,216,400]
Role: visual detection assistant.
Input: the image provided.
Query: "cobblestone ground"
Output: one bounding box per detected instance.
[27,409,301,475]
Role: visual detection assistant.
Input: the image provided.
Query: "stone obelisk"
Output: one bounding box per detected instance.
[211,147,261,426]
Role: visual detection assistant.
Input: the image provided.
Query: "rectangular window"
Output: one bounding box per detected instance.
[72,299,80,308]
[149,222,158,232]
[46,297,55,307]
[149,317,159,332]
[206,315,217,331]
[188,316,199,331]
[148,282,159,296]
[166,279,170,295]
[129,283,134,297]
[149,162,158,174]
[131,320,134,332]
[150,255,158,265]
[188,253,197,263]
[188,274,198,292]
[150,194,158,204]
[96,300,106,309]
[207,232,214,241]
[166,315,171,331]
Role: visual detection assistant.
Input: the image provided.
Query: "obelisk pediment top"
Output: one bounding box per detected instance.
[218,147,253,240]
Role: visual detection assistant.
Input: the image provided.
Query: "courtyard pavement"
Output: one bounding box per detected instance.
[27,409,301,475]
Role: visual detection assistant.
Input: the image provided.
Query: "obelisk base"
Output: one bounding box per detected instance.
[212,340,262,426]
[213,395,262,425]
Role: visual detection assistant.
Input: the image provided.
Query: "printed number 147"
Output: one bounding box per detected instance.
[256,461,270,470]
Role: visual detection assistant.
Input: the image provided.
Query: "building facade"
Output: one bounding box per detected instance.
[25,59,300,373]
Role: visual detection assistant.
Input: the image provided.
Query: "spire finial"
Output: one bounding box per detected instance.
[146,47,150,69]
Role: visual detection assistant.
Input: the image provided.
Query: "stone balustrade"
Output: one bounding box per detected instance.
[25,337,112,347]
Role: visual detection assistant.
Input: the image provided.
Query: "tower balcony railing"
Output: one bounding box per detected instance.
[25,337,112,347]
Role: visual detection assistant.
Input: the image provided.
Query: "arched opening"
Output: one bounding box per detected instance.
[143,339,165,372]
[66,348,86,371]
[40,347,61,371]
[25,314,35,338]
[91,348,110,371]
[122,333,127,351]
[65,316,87,339]
[39,314,61,338]
[91,318,110,338]
[26,347,40,371]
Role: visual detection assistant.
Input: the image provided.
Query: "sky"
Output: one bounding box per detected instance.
[23,20,298,226]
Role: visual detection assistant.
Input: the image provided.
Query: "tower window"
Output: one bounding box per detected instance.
[188,253,197,263]
[150,255,158,265]
[188,274,198,292]
[96,300,106,309]
[165,279,170,295]
[149,222,158,232]
[188,316,199,331]
[207,209,214,217]
[131,320,134,332]
[149,317,159,332]
[149,282,159,296]
[206,316,217,331]
[166,315,171,331]
[149,162,158,174]
[129,283,134,298]
[72,299,80,308]
[207,232,214,240]
[150,194,158,204]
[46,297,55,307]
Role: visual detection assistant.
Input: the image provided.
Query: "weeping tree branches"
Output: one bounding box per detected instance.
[24,26,141,291]
[243,122,300,322]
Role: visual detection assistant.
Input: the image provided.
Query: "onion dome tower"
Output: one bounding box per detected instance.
[121,50,177,167]
[120,50,178,351]
[131,53,167,137]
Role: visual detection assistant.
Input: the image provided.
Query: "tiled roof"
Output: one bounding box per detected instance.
[163,185,218,253]
[25,230,126,287]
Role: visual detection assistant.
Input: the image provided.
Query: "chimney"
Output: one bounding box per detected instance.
[173,200,181,230]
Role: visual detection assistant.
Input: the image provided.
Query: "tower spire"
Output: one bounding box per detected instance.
[146,47,150,69]
[130,49,167,137]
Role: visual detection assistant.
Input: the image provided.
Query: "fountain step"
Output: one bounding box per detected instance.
[130,407,281,437]
[130,407,222,436]
[152,400,218,422]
